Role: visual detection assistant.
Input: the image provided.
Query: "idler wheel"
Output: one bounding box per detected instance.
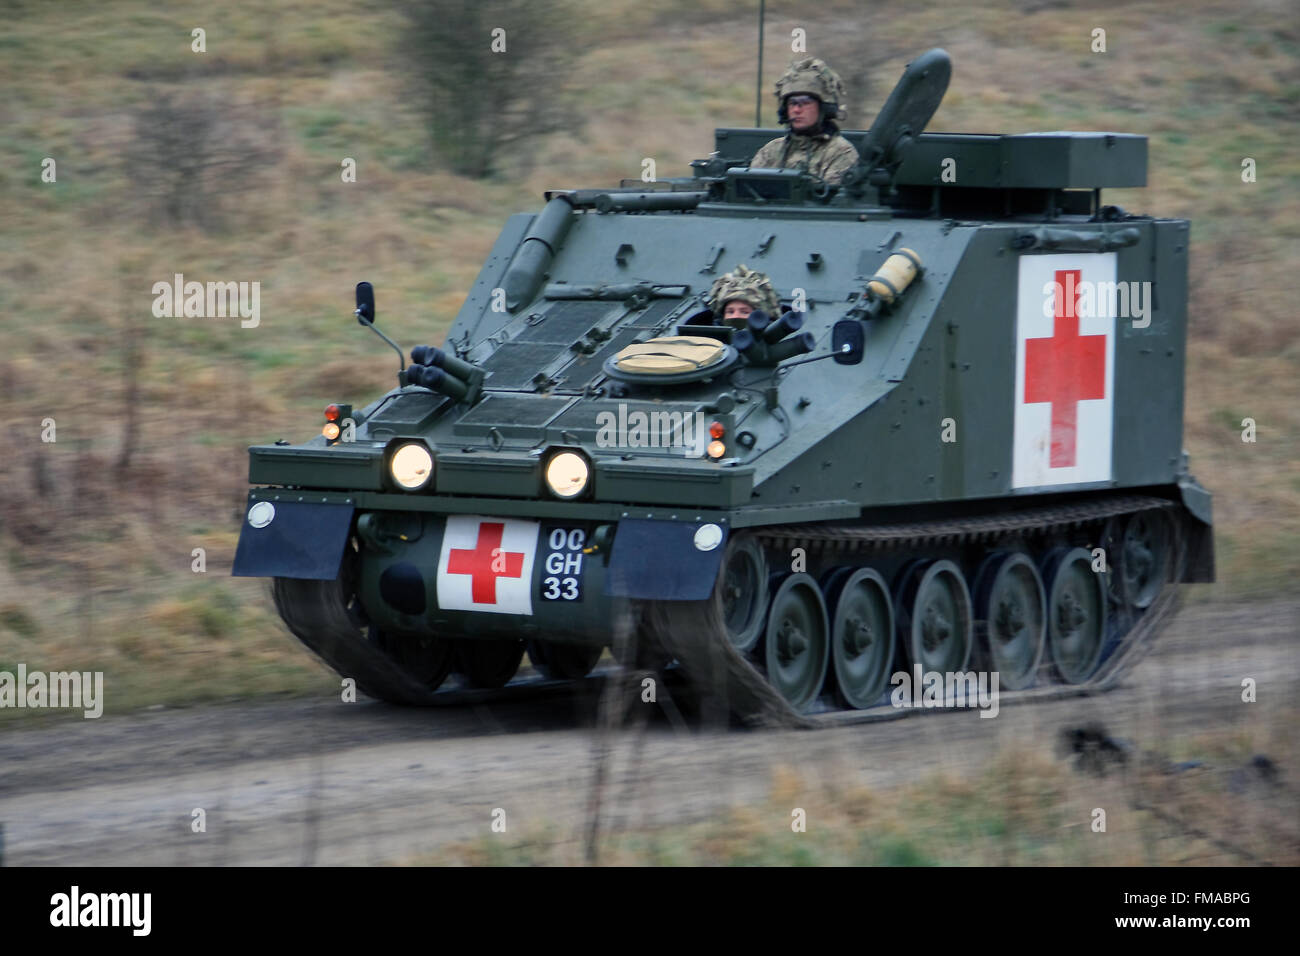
[1119,510,1173,610]
[824,567,895,709]
[456,638,525,689]
[761,573,829,713]
[1041,547,1107,684]
[1095,517,1125,606]
[527,640,603,680]
[972,552,1045,690]
[895,559,973,675]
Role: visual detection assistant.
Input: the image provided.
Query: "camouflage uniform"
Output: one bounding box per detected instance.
[751,57,860,185]
[707,264,781,327]
[751,134,859,184]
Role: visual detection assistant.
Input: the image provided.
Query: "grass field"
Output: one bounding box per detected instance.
[406,706,1300,866]
[0,0,1297,717]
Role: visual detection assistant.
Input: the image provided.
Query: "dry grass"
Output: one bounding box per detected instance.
[403,704,1300,865]
[0,0,1296,714]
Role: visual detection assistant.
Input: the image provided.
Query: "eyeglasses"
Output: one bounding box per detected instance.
[786,95,819,108]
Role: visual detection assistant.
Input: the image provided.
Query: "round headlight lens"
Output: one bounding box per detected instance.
[545,451,590,499]
[390,442,434,491]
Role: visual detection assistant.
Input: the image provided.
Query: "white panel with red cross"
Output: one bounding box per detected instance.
[436,515,540,615]
[1012,253,1116,489]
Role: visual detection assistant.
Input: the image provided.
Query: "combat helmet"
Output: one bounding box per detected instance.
[775,56,847,125]
[707,264,781,323]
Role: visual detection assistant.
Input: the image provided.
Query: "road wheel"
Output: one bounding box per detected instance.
[825,567,895,709]
[973,552,1045,690]
[375,631,456,691]
[896,559,973,675]
[1042,547,1107,684]
[718,535,768,652]
[456,639,525,689]
[762,573,829,712]
[526,640,603,679]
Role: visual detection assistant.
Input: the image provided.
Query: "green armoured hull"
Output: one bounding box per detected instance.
[245,211,1199,506]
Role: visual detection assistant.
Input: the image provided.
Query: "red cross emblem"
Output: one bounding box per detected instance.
[1024,269,1107,468]
[446,522,525,604]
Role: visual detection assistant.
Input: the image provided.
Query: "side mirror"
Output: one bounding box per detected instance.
[832,320,865,365]
[355,281,375,324]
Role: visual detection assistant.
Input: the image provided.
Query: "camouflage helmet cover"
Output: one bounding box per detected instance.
[707,264,781,316]
[775,57,847,122]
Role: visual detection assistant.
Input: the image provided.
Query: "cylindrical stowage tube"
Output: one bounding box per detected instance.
[766,331,816,362]
[429,347,477,383]
[866,248,923,304]
[732,328,767,361]
[501,197,575,310]
[746,310,772,335]
[593,191,708,213]
[762,310,804,343]
[410,364,468,400]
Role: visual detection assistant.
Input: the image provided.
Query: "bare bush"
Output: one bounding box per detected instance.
[124,88,281,230]
[394,0,584,179]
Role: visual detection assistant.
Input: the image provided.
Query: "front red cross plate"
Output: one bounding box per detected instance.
[446,522,525,604]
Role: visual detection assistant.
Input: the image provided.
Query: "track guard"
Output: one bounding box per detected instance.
[232,499,356,580]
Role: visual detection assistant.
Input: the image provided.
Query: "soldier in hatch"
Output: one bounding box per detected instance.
[750,57,859,185]
[707,264,781,329]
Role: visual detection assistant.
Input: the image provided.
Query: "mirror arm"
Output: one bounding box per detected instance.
[356,310,407,380]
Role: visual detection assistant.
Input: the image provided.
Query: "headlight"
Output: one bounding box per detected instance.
[545,450,590,499]
[389,442,434,491]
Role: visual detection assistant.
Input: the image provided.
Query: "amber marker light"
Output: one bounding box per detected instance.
[322,422,341,441]
[707,439,726,459]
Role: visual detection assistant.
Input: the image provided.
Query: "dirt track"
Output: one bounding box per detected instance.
[1,598,1295,865]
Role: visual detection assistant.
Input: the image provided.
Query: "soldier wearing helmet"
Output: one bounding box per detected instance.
[707,264,781,329]
[750,57,859,185]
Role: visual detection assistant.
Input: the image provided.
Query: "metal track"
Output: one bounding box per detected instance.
[272,494,1188,730]
[272,575,446,706]
[642,494,1186,729]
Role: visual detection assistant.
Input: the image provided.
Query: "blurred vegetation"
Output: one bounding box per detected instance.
[408,710,1300,865]
[395,0,585,178]
[126,88,282,229]
[0,0,1296,718]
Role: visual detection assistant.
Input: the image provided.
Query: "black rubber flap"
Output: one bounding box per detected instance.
[605,518,728,600]
[233,500,355,580]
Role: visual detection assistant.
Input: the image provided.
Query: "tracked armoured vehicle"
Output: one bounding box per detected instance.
[233,50,1214,726]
